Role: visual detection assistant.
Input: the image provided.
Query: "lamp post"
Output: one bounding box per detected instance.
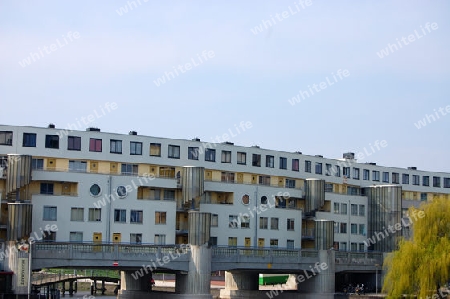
[375,264,380,294]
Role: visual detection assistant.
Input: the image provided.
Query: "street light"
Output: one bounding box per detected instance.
[375,264,380,294]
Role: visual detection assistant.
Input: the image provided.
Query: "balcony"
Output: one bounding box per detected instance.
[302,228,315,240]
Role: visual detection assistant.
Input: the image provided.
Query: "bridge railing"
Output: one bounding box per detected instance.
[335,251,383,265]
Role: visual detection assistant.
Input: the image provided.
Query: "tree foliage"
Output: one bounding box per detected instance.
[383,197,450,298]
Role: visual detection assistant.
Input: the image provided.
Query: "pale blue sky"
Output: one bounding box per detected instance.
[1,1,449,172]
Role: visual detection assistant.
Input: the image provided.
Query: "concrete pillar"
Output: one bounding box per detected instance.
[224,271,259,290]
[68,280,74,295]
[296,249,335,298]
[118,270,151,299]
[174,211,212,298]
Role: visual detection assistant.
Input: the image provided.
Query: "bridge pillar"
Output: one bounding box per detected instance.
[224,271,259,290]
[117,271,151,299]
[174,211,212,298]
[296,249,335,298]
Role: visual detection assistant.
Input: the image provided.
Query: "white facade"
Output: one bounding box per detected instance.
[0,124,449,251]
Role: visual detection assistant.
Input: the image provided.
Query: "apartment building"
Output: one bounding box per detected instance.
[0,124,449,252]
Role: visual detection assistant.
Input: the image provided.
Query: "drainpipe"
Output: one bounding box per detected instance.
[106,175,112,243]
[254,186,258,248]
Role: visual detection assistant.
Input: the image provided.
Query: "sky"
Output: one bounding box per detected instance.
[0,1,449,172]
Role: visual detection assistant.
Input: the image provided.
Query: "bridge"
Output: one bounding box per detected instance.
[31,242,383,273]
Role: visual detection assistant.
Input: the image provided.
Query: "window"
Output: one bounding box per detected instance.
[241,215,250,229]
[279,157,287,169]
[229,215,238,228]
[258,175,270,186]
[260,196,267,205]
[209,237,217,247]
[351,204,358,216]
[359,243,365,252]
[341,203,347,215]
[259,217,268,229]
[266,155,274,168]
[325,183,333,192]
[88,208,101,221]
[359,205,365,216]
[401,174,409,184]
[0,131,12,146]
[163,190,175,200]
[270,239,278,248]
[23,133,37,147]
[155,212,167,224]
[114,209,126,223]
[363,169,370,180]
[444,178,450,188]
[237,152,246,165]
[270,218,279,230]
[68,136,81,151]
[211,214,218,227]
[413,175,420,185]
[154,234,166,245]
[340,223,347,234]
[130,141,142,155]
[287,219,295,231]
[130,233,142,244]
[168,145,180,159]
[40,183,54,195]
[90,184,101,197]
[45,135,59,149]
[287,240,295,249]
[285,179,295,188]
[69,160,87,172]
[70,208,84,221]
[372,170,380,181]
[252,154,261,167]
[304,161,311,173]
[149,188,160,200]
[340,242,347,251]
[343,167,350,178]
[333,202,340,214]
[359,224,366,236]
[420,193,427,201]
[353,168,360,179]
[121,163,138,175]
[228,237,237,247]
[422,176,429,186]
[347,186,360,196]
[89,138,102,152]
[433,176,441,187]
[109,139,122,154]
[117,186,127,198]
[382,172,389,183]
[43,206,57,221]
[69,232,83,243]
[32,158,44,170]
[130,210,143,223]
[188,147,199,160]
[326,164,332,176]
[315,162,322,174]
[334,223,339,233]
[150,143,161,156]
[334,165,341,177]
[351,242,357,251]
[351,224,358,234]
[292,159,299,171]
[205,148,216,162]
[392,172,399,184]
[221,172,235,183]
[221,150,231,163]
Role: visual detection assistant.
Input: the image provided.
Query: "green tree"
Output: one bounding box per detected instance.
[383,197,450,298]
